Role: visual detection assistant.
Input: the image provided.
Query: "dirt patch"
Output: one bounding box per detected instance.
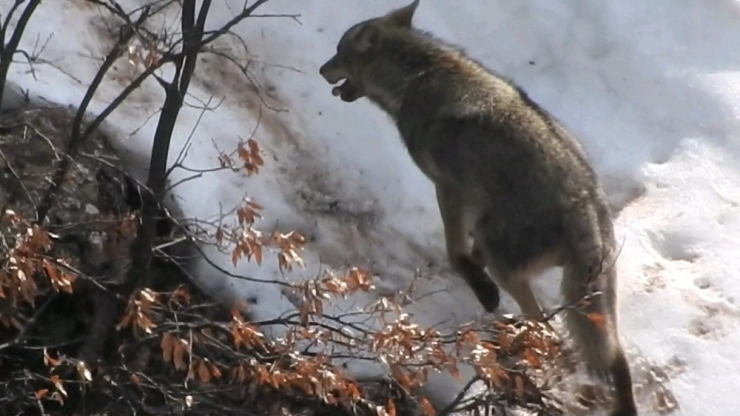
[187,32,390,271]
[193,34,301,149]
[82,4,121,52]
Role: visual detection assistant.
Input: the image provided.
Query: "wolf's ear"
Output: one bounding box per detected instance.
[383,0,419,28]
[352,24,381,52]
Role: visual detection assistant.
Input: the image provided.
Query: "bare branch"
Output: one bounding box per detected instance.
[0,0,41,106]
[35,7,159,224]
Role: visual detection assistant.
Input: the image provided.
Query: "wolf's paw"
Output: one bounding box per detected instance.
[476,279,501,313]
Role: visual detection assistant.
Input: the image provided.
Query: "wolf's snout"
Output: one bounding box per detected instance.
[319,56,344,83]
[318,62,329,79]
[319,55,362,102]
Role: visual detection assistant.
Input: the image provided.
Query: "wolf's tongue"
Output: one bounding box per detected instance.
[331,79,348,97]
[330,79,360,102]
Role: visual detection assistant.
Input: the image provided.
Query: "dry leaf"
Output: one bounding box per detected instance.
[523,348,542,368]
[161,333,174,364]
[76,362,93,382]
[386,398,396,416]
[43,349,60,367]
[35,389,49,400]
[50,375,67,397]
[209,363,222,379]
[231,245,241,267]
[587,313,607,331]
[247,138,260,154]
[198,361,211,383]
[253,242,263,265]
[173,341,186,370]
[420,397,436,416]
[515,375,525,398]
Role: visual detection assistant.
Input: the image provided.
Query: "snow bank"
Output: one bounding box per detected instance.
[5,0,740,414]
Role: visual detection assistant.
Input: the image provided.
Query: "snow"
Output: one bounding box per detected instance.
[4,0,740,414]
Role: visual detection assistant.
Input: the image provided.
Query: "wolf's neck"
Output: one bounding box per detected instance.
[361,63,423,118]
[362,32,466,118]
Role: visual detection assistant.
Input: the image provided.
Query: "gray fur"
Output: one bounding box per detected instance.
[319,2,638,415]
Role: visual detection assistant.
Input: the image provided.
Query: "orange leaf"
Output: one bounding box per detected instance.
[161,333,174,364]
[253,241,263,265]
[252,153,264,166]
[394,372,412,389]
[246,200,263,211]
[209,363,222,379]
[420,397,436,416]
[43,349,62,367]
[587,313,607,331]
[173,342,186,370]
[237,147,251,165]
[346,382,361,400]
[198,361,211,383]
[50,375,67,397]
[231,245,241,267]
[386,398,397,416]
[247,138,260,154]
[523,348,541,368]
[43,259,58,282]
[487,366,503,388]
[515,375,525,398]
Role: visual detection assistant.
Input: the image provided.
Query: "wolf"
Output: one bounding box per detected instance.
[319,1,638,415]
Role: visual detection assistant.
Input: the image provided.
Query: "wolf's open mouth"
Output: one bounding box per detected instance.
[330,78,361,102]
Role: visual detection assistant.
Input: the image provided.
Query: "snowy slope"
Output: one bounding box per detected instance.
[4,0,740,414]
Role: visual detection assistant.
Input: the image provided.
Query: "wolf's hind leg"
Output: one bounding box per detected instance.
[435,184,501,312]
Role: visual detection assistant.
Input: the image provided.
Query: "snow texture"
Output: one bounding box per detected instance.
[3,0,740,414]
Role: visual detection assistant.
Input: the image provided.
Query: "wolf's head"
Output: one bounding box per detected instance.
[319,0,419,103]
